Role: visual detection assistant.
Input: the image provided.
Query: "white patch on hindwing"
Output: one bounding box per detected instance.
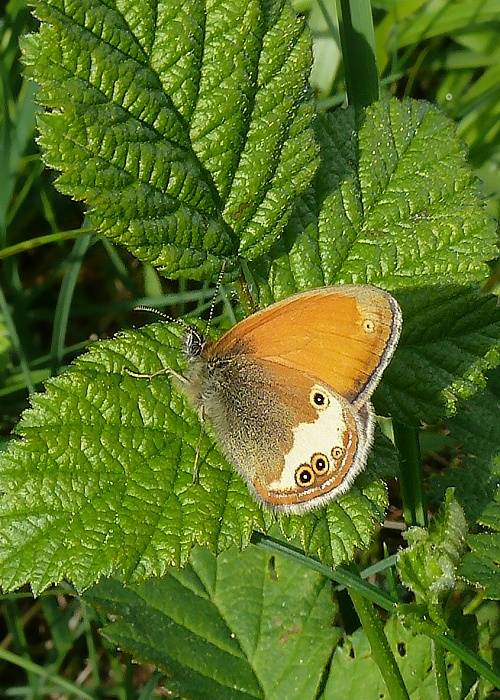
[268,385,347,491]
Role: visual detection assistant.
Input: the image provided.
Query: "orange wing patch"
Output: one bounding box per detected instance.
[211,285,401,405]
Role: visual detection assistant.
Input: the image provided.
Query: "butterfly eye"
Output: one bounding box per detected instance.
[295,465,315,487]
[310,387,329,409]
[331,446,344,461]
[363,318,375,333]
[311,453,329,475]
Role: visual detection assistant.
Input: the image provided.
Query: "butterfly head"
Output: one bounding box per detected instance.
[183,327,206,361]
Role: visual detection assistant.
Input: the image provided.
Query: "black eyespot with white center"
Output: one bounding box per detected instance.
[295,465,315,487]
[310,386,330,410]
[311,453,329,475]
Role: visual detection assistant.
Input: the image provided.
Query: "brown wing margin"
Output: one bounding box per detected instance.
[212,285,402,405]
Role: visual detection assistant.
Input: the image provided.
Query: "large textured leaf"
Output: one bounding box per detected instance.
[380,286,500,425]
[86,545,341,700]
[429,370,500,525]
[427,370,500,600]
[323,616,462,700]
[252,100,500,425]
[460,531,500,600]
[22,0,318,278]
[0,323,393,592]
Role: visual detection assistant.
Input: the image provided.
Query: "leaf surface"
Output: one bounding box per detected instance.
[86,545,340,700]
[23,0,318,278]
[427,370,500,600]
[429,371,500,525]
[323,616,462,700]
[0,323,392,592]
[460,532,500,600]
[252,100,500,425]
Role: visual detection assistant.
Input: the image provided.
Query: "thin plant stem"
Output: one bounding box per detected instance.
[0,282,34,393]
[347,575,410,700]
[432,640,452,700]
[238,260,259,315]
[0,227,91,260]
[251,531,398,609]
[393,422,427,527]
[251,532,500,688]
[49,233,93,375]
[0,647,93,699]
[336,0,379,109]
[333,554,398,592]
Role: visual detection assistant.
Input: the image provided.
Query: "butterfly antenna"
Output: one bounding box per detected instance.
[206,260,226,335]
[133,305,190,330]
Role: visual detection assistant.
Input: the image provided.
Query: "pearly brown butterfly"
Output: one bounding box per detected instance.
[133,285,401,513]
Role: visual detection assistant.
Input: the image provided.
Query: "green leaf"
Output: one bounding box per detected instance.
[427,369,500,601]
[428,370,500,525]
[85,545,341,700]
[460,532,500,600]
[475,601,500,687]
[23,0,318,278]
[252,99,500,425]
[0,323,391,592]
[397,490,468,622]
[322,616,462,700]
[381,286,500,425]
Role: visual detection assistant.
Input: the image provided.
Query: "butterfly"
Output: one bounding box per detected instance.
[169,284,402,513]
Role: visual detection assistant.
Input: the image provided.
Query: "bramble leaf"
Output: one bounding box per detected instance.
[380,286,500,425]
[428,371,500,525]
[0,323,392,592]
[22,0,318,278]
[279,469,388,568]
[427,370,500,600]
[7,0,499,595]
[460,532,500,600]
[86,545,341,700]
[252,99,500,425]
[322,616,462,700]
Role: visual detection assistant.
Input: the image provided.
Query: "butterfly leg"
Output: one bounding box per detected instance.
[125,366,187,384]
[192,407,205,484]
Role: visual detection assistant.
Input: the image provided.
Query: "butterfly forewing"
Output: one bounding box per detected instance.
[212,285,401,406]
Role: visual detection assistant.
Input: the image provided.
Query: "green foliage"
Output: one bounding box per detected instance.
[0,321,390,593]
[259,100,495,296]
[0,0,498,600]
[1,0,500,695]
[0,315,10,376]
[86,545,341,700]
[397,490,467,624]
[474,601,500,693]
[22,0,319,279]
[323,616,462,700]
[254,101,499,425]
[373,0,500,217]
[429,374,500,524]
[460,531,500,600]
[428,371,500,601]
